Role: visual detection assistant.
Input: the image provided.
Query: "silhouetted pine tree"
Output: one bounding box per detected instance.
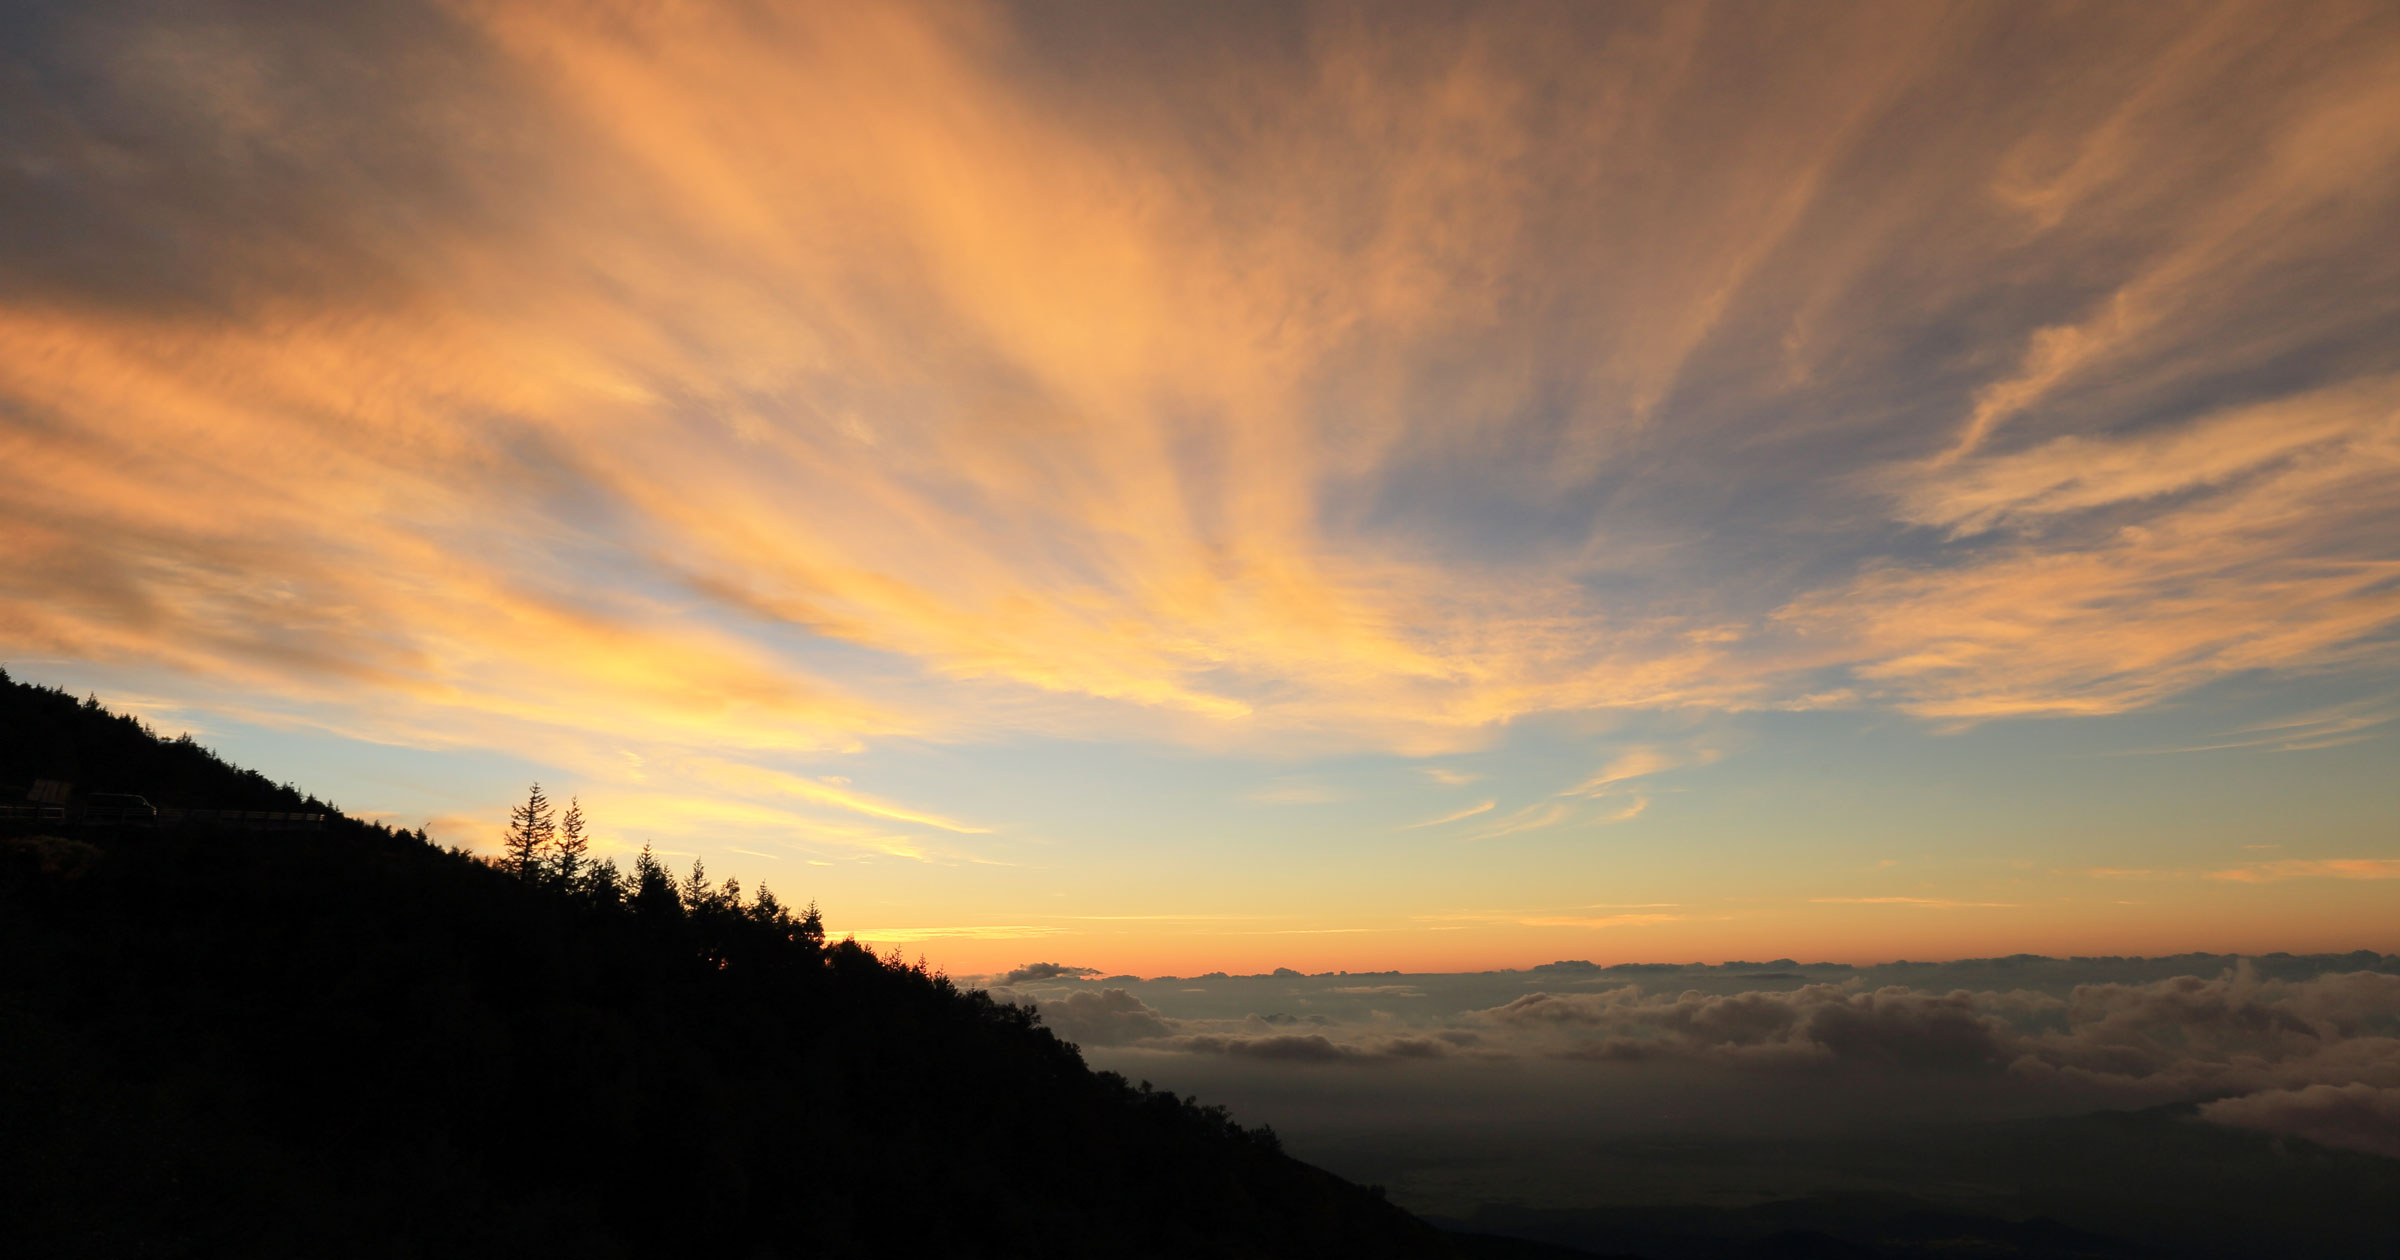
[800,899,826,949]
[631,841,680,918]
[503,782,555,880]
[554,796,588,888]
[584,856,626,908]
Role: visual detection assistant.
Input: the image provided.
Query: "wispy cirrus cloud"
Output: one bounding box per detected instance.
[2128,701,2398,756]
[840,923,1066,944]
[681,757,989,834]
[1,0,2395,870]
[1781,381,2400,719]
[1464,802,1574,843]
[1415,909,1686,931]
[2082,859,2400,885]
[2206,859,2400,884]
[1810,897,2019,910]
[1405,799,1497,829]
[1561,745,1716,797]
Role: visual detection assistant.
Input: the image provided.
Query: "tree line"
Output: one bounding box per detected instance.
[493,781,827,951]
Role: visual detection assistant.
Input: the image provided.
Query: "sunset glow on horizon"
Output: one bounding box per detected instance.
[3,0,2395,977]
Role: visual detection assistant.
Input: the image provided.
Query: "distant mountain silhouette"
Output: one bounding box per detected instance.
[0,671,1489,1258]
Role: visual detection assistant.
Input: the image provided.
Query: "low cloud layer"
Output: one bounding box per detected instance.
[1480,970,2400,1104]
[1029,987,1174,1046]
[996,955,2400,1153]
[2198,1082,2400,1158]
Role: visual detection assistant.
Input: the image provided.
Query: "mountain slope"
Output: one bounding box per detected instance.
[0,674,1464,1258]
[0,669,324,813]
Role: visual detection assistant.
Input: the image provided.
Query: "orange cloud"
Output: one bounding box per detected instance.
[2206,860,2400,884]
[2,0,2394,796]
[1415,910,1686,931]
[1811,898,2019,910]
[1781,380,2400,718]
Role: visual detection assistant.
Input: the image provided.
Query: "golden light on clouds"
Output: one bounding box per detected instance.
[2,0,2395,969]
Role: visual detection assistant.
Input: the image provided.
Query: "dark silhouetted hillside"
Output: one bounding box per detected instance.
[0,673,1471,1258]
[0,668,324,813]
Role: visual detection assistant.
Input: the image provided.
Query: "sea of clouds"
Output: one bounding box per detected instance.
[977,953,2400,1158]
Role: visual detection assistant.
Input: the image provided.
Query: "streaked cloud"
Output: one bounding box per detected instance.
[681,757,989,834]
[1416,910,1686,931]
[1591,797,1649,825]
[1563,745,1714,798]
[1405,799,1496,829]
[1464,802,1574,843]
[2131,701,2399,756]
[840,923,1065,943]
[1514,912,1679,930]
[7,0,2392,764]
[2206,859,2400,884]
[1810,897,2019,910]
[1782,381,2400,719]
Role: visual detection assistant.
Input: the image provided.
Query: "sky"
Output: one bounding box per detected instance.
[1,0,2395,977]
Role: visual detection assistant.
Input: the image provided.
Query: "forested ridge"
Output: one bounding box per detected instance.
[0,671,1488,1258]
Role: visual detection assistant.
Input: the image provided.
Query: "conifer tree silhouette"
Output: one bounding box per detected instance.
[631,841,680,917]
[503,782,555,880]
[554,796,588,888]
[800,899,826,950]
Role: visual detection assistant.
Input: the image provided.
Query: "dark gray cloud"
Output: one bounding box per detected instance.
[2197,1082,2400,1158]
[1497,984,2014,1071]
[1536,984,2006,1070]
[1161,1032,1453,1065]
[1033,987,1174,1047]
[1470,968,2400,1094]
[2002,969,2400,1098]
[1176,1033,1355,1063]
[1023,986,1451,1063]
[0,0,531,319]
[999,961,1104,985]
[1241,1012,1327,1030]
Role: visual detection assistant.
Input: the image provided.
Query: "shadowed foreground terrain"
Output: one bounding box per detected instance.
[0,674,1502,1258]
[1391,1106,2400,1259]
